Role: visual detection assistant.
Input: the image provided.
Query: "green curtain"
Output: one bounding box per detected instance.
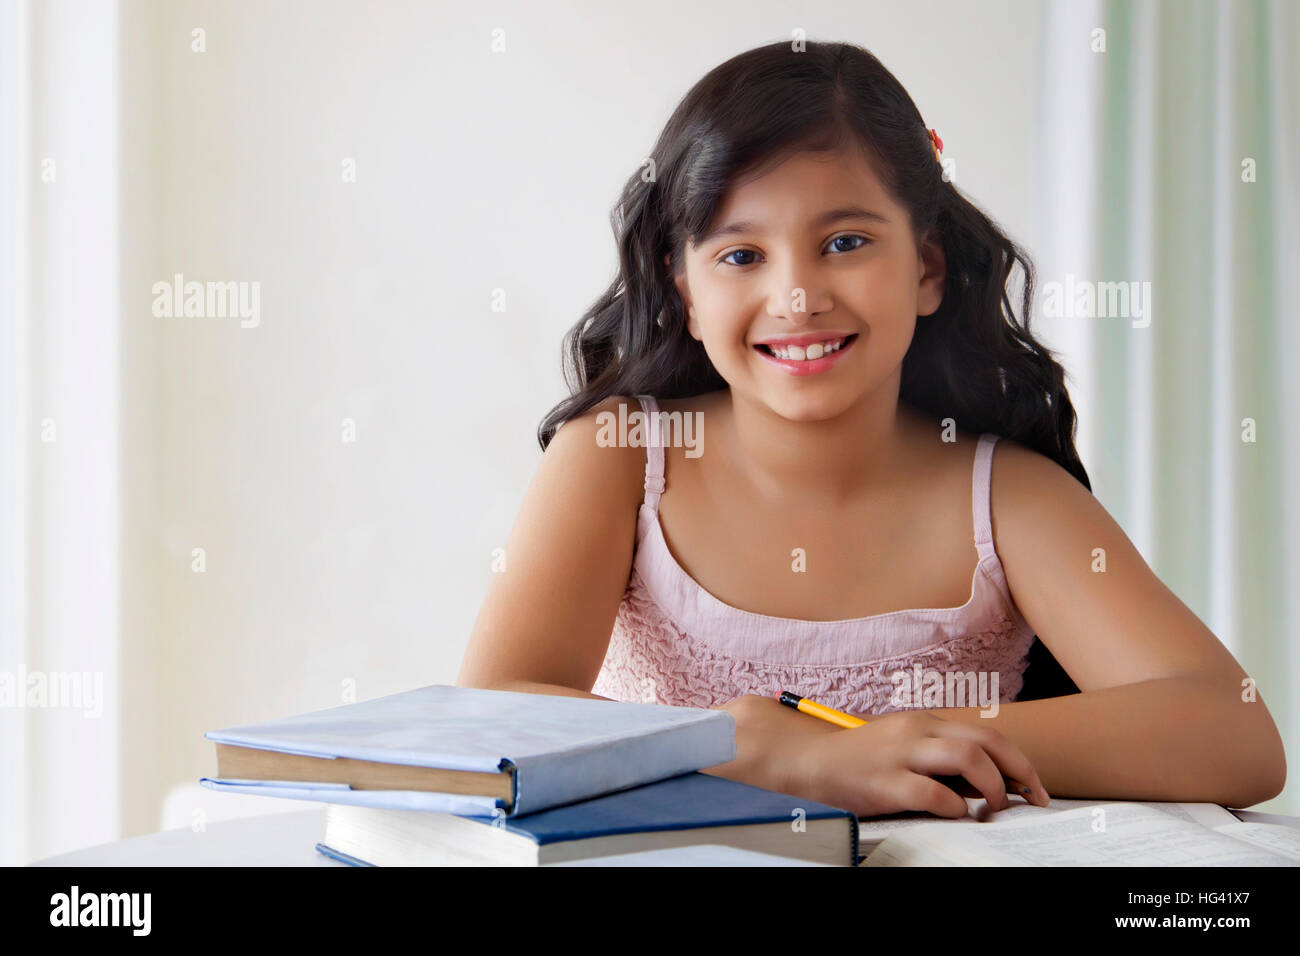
[1087,0,1296,812]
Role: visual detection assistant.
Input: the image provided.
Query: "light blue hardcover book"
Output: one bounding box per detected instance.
[200,684,736,817]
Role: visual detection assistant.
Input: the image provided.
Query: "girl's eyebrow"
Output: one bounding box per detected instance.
[700,205,890,245]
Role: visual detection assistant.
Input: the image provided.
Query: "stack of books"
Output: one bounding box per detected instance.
[201,684,1300,866]
[200,684,861,866]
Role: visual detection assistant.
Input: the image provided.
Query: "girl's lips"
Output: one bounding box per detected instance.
[753,333,858,376]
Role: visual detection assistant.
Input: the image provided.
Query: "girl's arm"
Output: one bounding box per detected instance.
[456,399,837,797]
[925,439,1286,809]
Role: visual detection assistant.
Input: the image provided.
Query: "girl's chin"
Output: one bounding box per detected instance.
[755,387,861,417]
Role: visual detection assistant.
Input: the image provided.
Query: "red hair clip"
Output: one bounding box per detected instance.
[928,128,944,163]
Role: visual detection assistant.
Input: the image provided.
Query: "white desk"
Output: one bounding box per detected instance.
[30,808,1297,867]
[28,809,831,866]
[32,809,344,867]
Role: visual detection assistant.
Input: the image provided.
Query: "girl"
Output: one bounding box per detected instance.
[457,40,1285,820]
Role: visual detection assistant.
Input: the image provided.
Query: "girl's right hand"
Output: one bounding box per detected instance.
[785,709,1051,819]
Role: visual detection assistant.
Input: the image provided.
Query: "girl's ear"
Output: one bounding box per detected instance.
[917,229,946,318]
[665,253,701,341]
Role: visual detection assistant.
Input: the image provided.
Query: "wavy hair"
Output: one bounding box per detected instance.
[537,39,1085,700]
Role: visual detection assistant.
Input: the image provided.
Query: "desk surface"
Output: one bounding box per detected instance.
[28,809,830,866]
[30,807,1298,867]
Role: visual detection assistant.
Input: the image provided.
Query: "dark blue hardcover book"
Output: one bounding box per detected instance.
[316,770,859,866]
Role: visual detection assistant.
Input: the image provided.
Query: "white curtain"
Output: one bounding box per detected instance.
[1,0,122,865]
[1034,0,1299,813]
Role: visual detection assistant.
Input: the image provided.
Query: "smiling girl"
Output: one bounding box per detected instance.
[457,40,1285,819]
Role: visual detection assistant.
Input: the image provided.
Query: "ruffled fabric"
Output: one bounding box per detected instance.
[592,569,1036,715]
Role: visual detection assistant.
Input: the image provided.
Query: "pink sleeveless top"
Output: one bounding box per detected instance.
[592,394,1037,715]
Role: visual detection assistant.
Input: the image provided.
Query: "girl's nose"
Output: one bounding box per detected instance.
[765,281,835,324]
[761,248,836,322]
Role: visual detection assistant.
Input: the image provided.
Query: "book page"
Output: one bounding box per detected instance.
[866,802,1298,866]
[857,796,1046,845]
[856,795,1235,847]
[1211,822,1300,862]
[1046,797,1237,828]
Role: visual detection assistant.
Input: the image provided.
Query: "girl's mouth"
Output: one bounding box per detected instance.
[754,333,859,376]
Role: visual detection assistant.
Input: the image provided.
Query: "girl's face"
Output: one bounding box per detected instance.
[671,144,946,421]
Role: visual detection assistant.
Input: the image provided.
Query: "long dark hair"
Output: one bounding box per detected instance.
[538,39,1084,700]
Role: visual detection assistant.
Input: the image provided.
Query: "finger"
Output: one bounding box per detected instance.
[924,720,1050,806]
[906,736,1013,812]
[887,769,972,820]
[932,774,1001,802]
[931,772,1035,803]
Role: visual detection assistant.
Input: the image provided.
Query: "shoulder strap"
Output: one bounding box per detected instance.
[636,394,665,511]
[972,433,999,559]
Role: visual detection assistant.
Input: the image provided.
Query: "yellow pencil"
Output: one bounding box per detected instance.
[777,690,1038,801]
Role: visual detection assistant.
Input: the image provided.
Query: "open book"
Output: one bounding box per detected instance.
[859,797,1300,866]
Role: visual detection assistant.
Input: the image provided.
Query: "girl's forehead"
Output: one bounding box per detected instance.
[711,150,895,220]
[727,145,889,198]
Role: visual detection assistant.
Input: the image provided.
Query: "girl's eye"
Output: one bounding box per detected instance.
[721,249,759,267]
[828,235,869,254]
[719,235,870,267]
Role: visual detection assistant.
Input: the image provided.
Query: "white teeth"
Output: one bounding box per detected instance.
[766,337,846,360]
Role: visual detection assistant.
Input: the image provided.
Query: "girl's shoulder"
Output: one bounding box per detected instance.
[549,394,657,511]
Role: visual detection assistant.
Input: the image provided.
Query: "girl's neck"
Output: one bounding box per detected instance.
[711,380,926,508]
